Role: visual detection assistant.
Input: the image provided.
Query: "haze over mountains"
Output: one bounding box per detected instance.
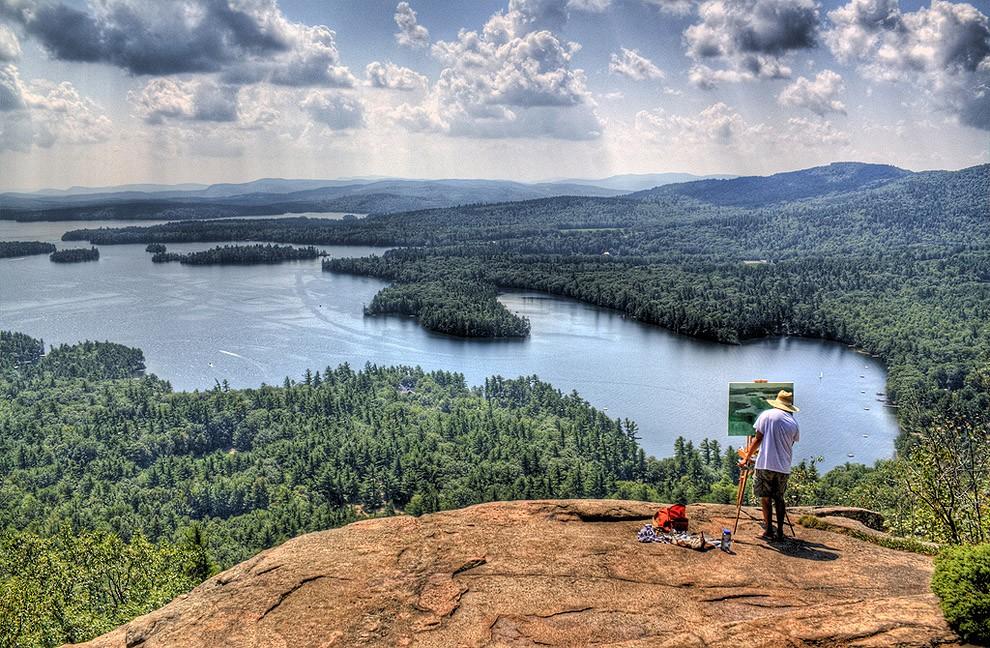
[0,162,967,223]
[5,173,735,200]
[550,172,736,192]
[0,172,736,221]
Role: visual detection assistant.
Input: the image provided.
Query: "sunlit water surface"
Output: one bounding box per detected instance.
[0,217,898,468]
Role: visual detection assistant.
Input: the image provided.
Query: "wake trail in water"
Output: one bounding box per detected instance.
[216,349,269,373]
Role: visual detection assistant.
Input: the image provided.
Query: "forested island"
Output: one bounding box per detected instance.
[0,331,939,646]
[151,243,323,265]
[145,243,167,253]
[350,276,530,337]
[49,247,99,263]
[0,240,56,258]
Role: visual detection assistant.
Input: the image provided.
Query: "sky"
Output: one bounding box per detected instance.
[0,0,987,190]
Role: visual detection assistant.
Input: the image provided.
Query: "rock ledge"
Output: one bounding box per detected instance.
[72,500,957,648]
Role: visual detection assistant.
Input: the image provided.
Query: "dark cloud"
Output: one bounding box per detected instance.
[3,0,352,86]
[21,4,105,63]
[15,1,276,75]
[734,0,818,54]
[827,0,990,131]
[685,0,819,86]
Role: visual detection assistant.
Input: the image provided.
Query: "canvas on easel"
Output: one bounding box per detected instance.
[727,381,794,437]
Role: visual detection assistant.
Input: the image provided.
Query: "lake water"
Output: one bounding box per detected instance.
[0,219,899,468]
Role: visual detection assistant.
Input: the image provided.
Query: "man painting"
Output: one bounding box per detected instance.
[739,390,800,541]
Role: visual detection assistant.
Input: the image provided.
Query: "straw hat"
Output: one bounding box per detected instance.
[766,390,799,413]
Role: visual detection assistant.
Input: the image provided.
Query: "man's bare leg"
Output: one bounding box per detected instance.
[773,495,787,537]
[760,497,775,537]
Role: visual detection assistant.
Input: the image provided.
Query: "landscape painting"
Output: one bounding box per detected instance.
[728,382,794,436]
[1,0,988,646]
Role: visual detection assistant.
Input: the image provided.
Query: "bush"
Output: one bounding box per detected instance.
[798,515,937,555]
[931,543,990,644]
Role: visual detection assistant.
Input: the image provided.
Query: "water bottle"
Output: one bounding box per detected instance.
[721,528,732,552]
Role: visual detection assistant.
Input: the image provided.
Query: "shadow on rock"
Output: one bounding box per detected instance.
[765,538,840,561]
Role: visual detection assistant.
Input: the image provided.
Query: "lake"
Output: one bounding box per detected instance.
[0,218,899,468]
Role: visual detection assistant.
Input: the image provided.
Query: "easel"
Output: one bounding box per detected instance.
[732,379,796,537]
[732,453,751,535]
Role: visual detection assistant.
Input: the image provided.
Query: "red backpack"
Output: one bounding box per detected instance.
[653,505,689,532]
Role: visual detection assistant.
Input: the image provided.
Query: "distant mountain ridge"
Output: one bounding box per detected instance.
[0,178,627,221]
[0,162,960,222]
[556,172,737,192]
[632,162,914,207]
[0,173,734,215]
[6,173,727,200]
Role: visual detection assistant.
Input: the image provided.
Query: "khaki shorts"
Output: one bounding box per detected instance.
[754,469,789,498]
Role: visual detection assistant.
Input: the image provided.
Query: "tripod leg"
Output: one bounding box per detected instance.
[732,469,749,535]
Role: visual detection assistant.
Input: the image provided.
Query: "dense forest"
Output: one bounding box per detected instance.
[1,331,945,646]
[151,243,322,265]
[0,241,55,258]
[0,528,212,647]
[49,247,100,263]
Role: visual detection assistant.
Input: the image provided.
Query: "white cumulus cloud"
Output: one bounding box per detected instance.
[300,90,365,130]
[643,0,695,16]
[132,78,240,124]
[0,24,20,62]
[609,48,665,81]
[394,2,430,48]
[0,63,112,151]
[778,70,847,115]
[365,61,428,91]
[636,102,756,145]
[635,101,849,150]
[393,4,602,140]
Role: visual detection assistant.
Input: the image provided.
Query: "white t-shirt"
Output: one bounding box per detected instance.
[753,408,800,474]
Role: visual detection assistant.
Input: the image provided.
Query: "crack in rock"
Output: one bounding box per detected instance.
[701,593,772,603]
[252,563,283,576]
[533,606,595,619]
[453,557,488,576]
[259,575,327,621]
